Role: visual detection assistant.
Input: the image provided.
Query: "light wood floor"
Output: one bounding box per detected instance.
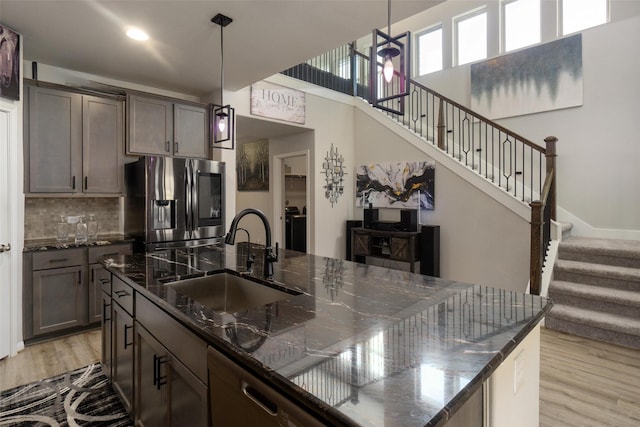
[1,327,639,426]
[0,329,101,392]
[540,328,640,427]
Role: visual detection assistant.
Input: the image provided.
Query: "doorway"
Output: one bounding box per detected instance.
[273,151,310,254]
[0,110,12,359]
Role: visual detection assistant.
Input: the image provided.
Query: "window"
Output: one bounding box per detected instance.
[417,26,443,75]
[455,10,487,66]
[503,0,540,52]
[562,0,608,35]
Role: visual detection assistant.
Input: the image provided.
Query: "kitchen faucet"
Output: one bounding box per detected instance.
[225,208,278,279]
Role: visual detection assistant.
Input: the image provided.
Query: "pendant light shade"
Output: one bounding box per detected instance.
[369,0,411,116]
[211,13,235,149]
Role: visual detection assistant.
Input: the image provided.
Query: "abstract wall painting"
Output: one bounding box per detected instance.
[471,34,583,119]
[356,161,435,209]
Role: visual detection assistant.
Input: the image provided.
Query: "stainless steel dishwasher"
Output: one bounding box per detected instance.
[207,346,325,426]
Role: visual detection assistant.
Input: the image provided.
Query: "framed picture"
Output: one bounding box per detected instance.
[356,161,435,209]
[0,25,20,101]
[237,139,269,191]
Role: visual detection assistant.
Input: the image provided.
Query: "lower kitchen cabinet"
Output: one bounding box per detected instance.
[30,248,86,336]
[112,298,134,414]
[135,323,208,427]
[23,242,132,341]
[208,345,325,426]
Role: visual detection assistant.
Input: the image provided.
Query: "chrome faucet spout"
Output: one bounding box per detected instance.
[225,208,278,279]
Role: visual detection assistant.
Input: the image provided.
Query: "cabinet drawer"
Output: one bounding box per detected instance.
[137,295,207,383]
[112,275,134,316]
[88,243,132,264]
[32,248,85,270]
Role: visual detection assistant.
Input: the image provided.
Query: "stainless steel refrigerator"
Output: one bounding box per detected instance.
[125,156,225,251]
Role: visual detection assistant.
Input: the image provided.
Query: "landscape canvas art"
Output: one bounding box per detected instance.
[471,34,583,119]
[237,139,269,191]
[356,161,435,209]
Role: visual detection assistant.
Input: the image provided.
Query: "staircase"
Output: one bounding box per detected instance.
[546,237,640,349]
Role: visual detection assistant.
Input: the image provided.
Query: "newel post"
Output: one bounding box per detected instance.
[529,200,544,295]
[544,136,558,221]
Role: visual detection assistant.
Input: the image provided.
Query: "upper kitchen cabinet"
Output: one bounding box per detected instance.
[127,94,209,159]
[25,84,124,195]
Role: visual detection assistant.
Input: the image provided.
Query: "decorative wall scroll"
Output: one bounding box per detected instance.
[250,80,305,124]
[0,25,20,100]
[322,144,346,207]
[356,161,435,209]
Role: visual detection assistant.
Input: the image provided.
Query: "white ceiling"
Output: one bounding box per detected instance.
[0,0,442,98]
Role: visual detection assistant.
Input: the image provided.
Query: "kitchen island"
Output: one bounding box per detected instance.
[102,244,551,427]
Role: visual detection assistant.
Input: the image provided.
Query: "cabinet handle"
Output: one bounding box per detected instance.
[153,354,168,390]
[78,271,82,284]
[103,301,111,321]
[165,140,170,152]
[99,278,110,285]
[72,176,76,190]
[241,381,278,416]
[124,324,133,349]
[175,141,179,153]
[114,289,130,298]
[48,258,69,263]
[91,269,94,283]
[84,176,88,190]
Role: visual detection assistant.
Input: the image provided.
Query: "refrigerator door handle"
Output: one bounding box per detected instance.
[185,159,192,233]
[191,160,198,233]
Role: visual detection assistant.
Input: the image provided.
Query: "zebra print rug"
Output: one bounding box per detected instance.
[0,364,132,426]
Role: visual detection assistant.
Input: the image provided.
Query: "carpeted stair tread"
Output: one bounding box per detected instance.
[554,259,640,290]
[559,237,640,268]
[547,304,640,336]
[549,280,640,308]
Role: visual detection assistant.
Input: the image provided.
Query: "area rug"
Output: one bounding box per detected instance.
[0,363,132,426]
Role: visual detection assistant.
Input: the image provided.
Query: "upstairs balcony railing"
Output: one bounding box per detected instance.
[282,43,556,295]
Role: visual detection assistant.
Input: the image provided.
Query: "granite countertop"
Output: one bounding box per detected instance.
[103,244,552,427]
[24,234,134,252]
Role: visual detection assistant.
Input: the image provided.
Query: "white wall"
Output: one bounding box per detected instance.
[354,108,530,292]
[227,74,356,258]
[403,1,640,239]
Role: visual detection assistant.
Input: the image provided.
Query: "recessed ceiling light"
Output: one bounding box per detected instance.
[126,27,149,41]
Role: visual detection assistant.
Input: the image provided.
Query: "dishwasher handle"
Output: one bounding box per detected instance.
[242,381,278,417]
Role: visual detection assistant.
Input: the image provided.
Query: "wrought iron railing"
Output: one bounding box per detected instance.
[282,44,557,295]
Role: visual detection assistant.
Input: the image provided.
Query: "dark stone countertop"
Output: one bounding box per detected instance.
[103,244,552,427]
[23,234,134,252]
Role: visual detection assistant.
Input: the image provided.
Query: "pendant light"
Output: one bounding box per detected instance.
[212,13,235,148]
[369,0,411,115]
[378,0,400,83]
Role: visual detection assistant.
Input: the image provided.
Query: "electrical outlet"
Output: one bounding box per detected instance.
[514,350,525,393]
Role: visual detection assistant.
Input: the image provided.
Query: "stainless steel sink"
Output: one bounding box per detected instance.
[166,272,298,313]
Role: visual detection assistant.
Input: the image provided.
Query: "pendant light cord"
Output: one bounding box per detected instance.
[220,22,224,106]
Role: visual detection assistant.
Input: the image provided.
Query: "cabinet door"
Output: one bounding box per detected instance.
[173,103,208,159]
[28,86,82,193]
[89,264,111,323]
[101,291,112,379]
[112,301,135,414]
[127,94,173,156]
[83,96,123,193]
[391,237,410,261]
[32,265,86,336]
[135,324,208,427]
[353,232,370,256]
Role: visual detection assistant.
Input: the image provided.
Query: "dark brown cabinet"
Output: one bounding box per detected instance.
[351,228,421,273]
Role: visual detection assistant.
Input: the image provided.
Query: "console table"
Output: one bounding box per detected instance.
[351,227,421,273]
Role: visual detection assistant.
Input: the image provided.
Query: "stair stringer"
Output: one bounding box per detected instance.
[355,99,531,222]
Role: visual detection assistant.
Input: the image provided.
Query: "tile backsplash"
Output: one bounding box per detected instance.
[25,198,121,239]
